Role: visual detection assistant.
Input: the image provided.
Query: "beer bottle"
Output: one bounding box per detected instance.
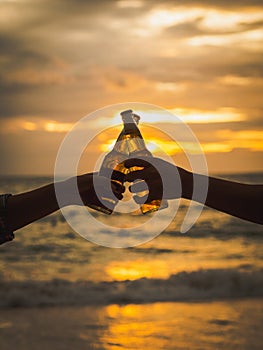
[90,123,130,215]
[120,109,168,214]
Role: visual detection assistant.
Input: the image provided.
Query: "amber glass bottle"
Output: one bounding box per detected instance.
[121,109,168,214]
[91,125,130,214]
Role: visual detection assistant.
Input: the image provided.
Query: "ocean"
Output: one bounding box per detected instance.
[0,173,262,350]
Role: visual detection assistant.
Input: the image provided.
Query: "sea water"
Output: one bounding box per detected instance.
[0,173,262,349]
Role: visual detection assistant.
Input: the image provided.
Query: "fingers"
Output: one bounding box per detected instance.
[93,175,125,201]
[124,158,157,183]
[133,191,162,204]
[124,158,151,169]
[113,190,124,200]
[108,181,125,200]
[111,182,125,200]
[124,158,163,202]
[129,180,148,193]
[133,194,148,204]
[125,170,149,182]
[129,177,164,203]
[111,181,125,195]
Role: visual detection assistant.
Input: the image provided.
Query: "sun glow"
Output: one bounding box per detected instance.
[99,127,263,157]
[217,75,255,86]
[216,130,263,151]
[23,121,37,131]
[86,106,246,133]
[106,260,170,281]
[200,10,263,31]
[44,121,73,133]
[145,7,203,29]
[97,117,263,158]
[170,108,245,124]
[187,29,263,48]
[101,139,116,152]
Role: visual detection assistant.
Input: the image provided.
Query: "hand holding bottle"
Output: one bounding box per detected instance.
[77,173,125,211]
[121,110,168,214]
[92,109,168,214]
[125,156,263,225]
[124,157,193,202]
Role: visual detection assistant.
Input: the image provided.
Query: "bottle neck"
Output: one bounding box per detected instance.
[111,111,152,155]
[121,114,151,154]
[122,114,142,138]
[112,128,129,154]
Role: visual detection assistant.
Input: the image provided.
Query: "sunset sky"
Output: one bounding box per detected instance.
[0,0,263,175]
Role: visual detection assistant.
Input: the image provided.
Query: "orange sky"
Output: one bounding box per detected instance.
[0,0,263,175]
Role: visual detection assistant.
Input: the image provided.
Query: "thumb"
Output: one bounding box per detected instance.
[124,157,151,169]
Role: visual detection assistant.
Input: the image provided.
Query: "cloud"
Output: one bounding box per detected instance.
[143,0,263,9]
[0,117,74,133]
[165,16,263,38]
[0,0,263,174]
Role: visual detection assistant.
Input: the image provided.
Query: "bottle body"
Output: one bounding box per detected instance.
[121,110,168,214]
[90,129,129,215]
[90,109,168,215]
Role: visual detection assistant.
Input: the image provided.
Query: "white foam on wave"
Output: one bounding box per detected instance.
[1,268,262,308]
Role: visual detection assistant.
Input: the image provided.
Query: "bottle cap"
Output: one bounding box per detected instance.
[120,109,133,123]
[120,109,133,117]
[120,110,140,124]
[133,113,140,124]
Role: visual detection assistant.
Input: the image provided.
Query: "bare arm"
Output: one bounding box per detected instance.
[6,173,124,232]
[7,182,60,232]
[182,171,263,224]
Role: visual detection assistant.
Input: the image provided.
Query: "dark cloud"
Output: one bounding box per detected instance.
[240,19,263,32]
[0,0,262,174]
[121,47,263,85]
[0,34,21,54]
[0,32,70,117]
[165,19,204,38]
[1,1,262,116]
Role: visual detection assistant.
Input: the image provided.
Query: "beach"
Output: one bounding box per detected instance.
[0,173,262,349]
[0,301,262,350]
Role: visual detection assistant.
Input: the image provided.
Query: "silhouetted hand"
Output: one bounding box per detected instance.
[77,173,125,210]
[123,157,263,225]
[124,157,192,203]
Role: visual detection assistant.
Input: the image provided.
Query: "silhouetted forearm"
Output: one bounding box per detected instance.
[6,183,61,232]
[6,177,80,232]
[5,173,123,233]
[182,172,263,224]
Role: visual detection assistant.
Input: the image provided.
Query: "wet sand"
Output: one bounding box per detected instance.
[0,299,262,350]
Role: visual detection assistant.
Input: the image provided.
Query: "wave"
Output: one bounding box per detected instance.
[1,268,262,308]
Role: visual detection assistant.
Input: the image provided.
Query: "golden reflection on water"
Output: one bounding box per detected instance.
[0,300,261,349]
[102,303,183,349]
[101,301,262,350]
